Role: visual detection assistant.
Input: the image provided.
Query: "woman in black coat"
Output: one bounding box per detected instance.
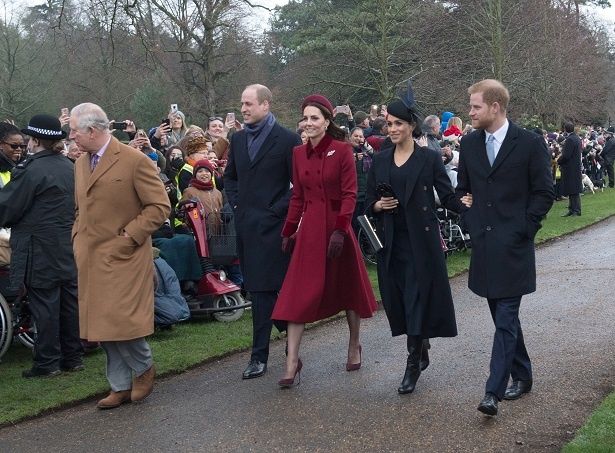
[365,95,471,394]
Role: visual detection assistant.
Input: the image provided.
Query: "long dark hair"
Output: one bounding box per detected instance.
[304,102,346,141]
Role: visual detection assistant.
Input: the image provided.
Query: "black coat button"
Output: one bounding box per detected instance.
[424,226,430,231]
[486,226,492,231]
[422,206,427,211]
[487,202,492,207]
[487,178,493,183]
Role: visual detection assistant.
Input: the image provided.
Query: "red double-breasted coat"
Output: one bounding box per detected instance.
[272,134,377,323]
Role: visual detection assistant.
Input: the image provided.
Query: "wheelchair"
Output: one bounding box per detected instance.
[0,266,36,362]
[436,207,471,257]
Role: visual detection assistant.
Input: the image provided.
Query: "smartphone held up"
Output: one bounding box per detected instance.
[110,121,127,130]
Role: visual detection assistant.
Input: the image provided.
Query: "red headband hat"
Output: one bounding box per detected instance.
[193,159,215,175]
[301,94,334,116]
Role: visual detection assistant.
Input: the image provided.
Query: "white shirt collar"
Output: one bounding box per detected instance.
[485,119,509,144]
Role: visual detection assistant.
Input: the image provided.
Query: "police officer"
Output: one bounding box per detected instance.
[0,114,83,378]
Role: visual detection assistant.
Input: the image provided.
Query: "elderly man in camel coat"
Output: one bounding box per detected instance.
[70,103,170,409]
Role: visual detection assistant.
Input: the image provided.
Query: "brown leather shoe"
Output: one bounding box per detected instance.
[97,390,131,410]
[131,364,155,402]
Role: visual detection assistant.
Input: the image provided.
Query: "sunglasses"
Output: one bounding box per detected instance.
[208,117,223,123]
[2,142,26,150]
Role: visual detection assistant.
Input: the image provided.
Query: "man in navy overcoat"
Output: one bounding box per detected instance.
[224,84,301,379]
[456,79,554,416]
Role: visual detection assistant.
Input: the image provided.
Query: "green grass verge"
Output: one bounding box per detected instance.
[1,189,615,428]
[0,313,271,425]
[563,391,615,453]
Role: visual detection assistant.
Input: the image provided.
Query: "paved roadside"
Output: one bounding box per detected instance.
[1,218,614,452]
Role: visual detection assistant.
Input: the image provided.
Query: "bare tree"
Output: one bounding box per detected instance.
[124,0,259,115]
[0,8,56,121]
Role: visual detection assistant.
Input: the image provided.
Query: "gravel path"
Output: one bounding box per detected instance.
[1,217,614,452]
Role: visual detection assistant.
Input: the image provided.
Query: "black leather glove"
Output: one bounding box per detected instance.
[327,230,345,259]
[170,156,184,170]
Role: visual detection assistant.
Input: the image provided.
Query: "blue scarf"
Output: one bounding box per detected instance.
[245,112,276,161]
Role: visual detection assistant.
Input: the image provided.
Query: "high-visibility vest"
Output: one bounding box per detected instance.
[0,170,10,188]
[174,163,193,227]
[174,163,193,194]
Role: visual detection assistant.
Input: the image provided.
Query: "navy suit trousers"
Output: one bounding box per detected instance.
[250,291,287,363]
[485,296,532,400]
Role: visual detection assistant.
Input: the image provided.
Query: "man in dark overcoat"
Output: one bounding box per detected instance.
[456,80,554,416]
[0,114,83,378]
[224,84,301,379]
[600,127,615,188]
[558,121,583,216]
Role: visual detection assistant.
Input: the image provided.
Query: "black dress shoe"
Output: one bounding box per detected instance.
[561,211,574,217]
[503,380,532,400]
[477,393,498,416]
[22,368,62,379]
[242,360,267,379]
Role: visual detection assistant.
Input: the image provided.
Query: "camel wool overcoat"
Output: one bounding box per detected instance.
[73,137,171,341]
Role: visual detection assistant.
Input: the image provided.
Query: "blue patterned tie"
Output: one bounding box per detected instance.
[90,154,100,172]
[486,134,496,166]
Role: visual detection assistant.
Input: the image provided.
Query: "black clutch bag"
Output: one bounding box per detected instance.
[357,215,383,253]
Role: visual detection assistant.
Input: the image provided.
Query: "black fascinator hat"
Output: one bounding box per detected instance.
[387,81,423,128]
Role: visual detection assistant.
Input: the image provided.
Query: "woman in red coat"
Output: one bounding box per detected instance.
[272,94,377,387]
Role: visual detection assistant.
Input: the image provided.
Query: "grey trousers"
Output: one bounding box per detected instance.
[101,338,153,392]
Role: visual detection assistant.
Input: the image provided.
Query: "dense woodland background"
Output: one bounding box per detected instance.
[1,0,614,130]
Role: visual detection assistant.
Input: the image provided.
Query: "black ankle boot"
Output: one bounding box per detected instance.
[420,339,430,372]
[398,338,422,394]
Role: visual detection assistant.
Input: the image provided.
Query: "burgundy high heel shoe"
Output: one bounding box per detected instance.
[346,345,362,372]
[278,358,303,388]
